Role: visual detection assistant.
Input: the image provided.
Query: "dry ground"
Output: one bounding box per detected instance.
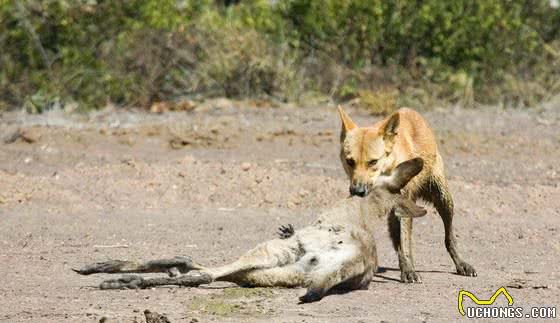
[0,102,559,322]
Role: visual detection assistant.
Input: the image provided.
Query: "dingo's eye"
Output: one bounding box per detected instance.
[367,159,378,167]
[346,158,356,168]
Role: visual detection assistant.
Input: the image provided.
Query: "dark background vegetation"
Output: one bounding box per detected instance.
[1,0,560,112]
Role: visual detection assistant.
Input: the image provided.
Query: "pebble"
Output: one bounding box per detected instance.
[241,162,251,171]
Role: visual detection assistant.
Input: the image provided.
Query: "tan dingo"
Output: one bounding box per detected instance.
[337,106,476,282]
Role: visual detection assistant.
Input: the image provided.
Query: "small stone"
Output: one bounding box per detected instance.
[264,196,273,204]
[20,128,41,143]
[182,155,196,164]
[4,128,41,144]
[150,101,169,114]
[173,99,196,111]
[241,162,251,171]
[144,309,170,323]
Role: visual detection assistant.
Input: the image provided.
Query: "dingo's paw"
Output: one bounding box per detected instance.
[457,262,477,277]
[401,270,422,283]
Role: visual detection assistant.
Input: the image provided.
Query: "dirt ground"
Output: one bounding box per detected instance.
[1,101,559,322]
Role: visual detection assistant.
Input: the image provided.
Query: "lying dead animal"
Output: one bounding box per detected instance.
[75,158,427,303]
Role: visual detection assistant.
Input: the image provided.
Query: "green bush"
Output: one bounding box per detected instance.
[275,0,553,104]
[0,0,559,111]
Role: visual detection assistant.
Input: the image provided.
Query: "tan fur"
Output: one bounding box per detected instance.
[76,159,427,302]
[337,106,477,282]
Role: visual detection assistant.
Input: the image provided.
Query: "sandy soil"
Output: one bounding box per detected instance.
[0,102,559,322]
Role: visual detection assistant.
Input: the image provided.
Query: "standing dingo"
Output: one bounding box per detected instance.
[337,106,476,282]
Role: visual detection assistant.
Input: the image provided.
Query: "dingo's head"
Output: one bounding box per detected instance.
[338,105,399,197]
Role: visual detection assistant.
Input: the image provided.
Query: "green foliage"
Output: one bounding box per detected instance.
[0,0,559,111]
[276,1,549,94]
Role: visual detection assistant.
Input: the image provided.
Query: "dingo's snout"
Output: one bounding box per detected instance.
[349,182,369,197]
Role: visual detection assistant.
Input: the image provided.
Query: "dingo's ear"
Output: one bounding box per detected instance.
[381,112,399,139]
[381,157,423,193]
[337,105,356,138]
[394,198,427,218]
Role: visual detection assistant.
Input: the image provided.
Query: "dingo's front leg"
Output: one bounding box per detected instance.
[389,215,421,283]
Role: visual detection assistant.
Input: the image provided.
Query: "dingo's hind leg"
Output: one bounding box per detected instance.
[425,172,477,277]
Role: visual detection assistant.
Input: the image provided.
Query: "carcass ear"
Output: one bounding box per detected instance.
[380,158,424,193]
[394,198,427,218]
[337,105,356,140]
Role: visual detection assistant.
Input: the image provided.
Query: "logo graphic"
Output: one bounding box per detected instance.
[458,287,514,316]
